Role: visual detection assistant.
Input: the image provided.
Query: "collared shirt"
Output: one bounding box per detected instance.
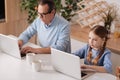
[73,44,112,73]
[18,14,71,53]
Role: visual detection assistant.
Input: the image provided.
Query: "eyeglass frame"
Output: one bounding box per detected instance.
[37,9,53,18]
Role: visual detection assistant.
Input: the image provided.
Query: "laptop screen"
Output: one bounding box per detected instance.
[51,48,83,79]
[0,34,22,59]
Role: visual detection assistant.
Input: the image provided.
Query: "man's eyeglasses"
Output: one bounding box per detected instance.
[37,10,52,18]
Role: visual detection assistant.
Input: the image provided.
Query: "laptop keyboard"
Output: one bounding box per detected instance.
[81,72,87,77]
[20,53,26,57]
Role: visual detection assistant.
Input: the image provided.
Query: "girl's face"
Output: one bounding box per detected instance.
[88,31,105,50]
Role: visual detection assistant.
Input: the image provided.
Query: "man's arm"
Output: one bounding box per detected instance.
[20,46,51,54]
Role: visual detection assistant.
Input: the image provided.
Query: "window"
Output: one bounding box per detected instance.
[0,0,5,22]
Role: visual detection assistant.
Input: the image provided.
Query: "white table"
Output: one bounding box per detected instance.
[0,43,117,80]
[0,52,78,80]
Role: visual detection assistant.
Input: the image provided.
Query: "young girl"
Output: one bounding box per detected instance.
[73,25,112,73]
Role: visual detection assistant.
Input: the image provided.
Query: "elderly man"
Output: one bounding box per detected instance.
[18,0,71,54]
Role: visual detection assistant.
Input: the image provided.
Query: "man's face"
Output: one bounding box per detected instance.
[37,4,54,24]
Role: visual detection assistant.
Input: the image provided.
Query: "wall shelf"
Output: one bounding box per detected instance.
[76,0,109,28]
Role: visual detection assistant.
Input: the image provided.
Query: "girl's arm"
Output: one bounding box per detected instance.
[81,64,107,73]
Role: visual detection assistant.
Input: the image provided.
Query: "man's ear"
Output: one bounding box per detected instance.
[102,38,105,41]
[51,9,55,14]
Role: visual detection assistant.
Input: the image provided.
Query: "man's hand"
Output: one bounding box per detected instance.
[21,46,34,54]
[18,40,23,50]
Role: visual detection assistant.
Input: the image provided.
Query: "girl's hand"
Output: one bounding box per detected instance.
[81,64,88,69]
[116,66,120,79]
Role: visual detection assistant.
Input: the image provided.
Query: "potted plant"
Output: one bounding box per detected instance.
[20,0,84,23]
[20,0,38,23]
[102,4,118,34]
[59,0,84,21]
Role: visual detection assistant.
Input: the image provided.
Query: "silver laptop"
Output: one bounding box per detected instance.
[0,34,25,59]
[51,48,93,80]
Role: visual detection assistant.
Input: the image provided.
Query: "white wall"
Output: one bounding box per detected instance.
[71,39,86,53]
[105,0,120,6]
[105,0,120,20]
